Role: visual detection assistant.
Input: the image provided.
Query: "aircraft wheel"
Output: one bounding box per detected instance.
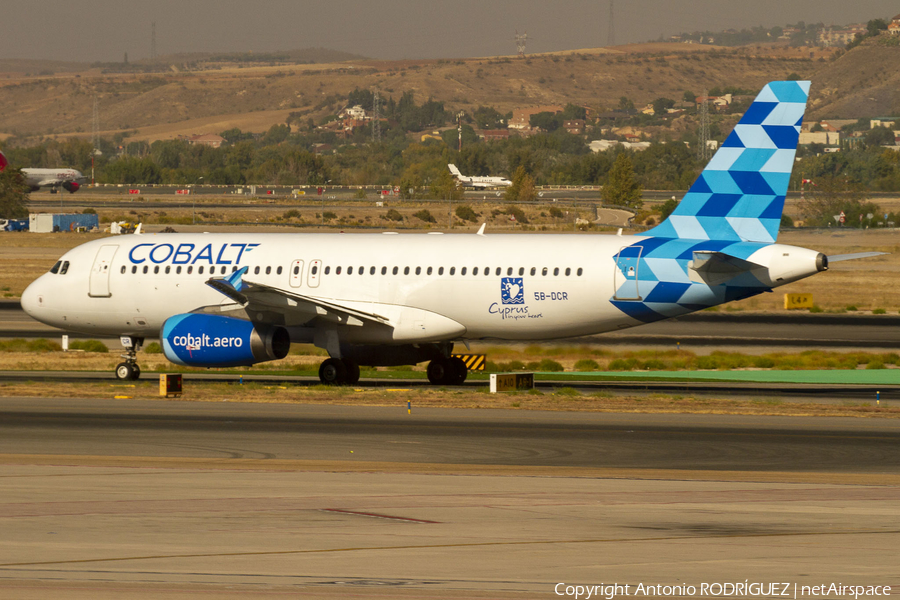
[427,357,453,385]
[450,356,468,384]
[131,364,141,380]
[319,358,348,385]
[343,360,361,385]
[115,362,135,380]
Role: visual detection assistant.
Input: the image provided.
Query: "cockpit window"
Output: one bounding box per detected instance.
[59,261,70,275]
[50,261,61,274]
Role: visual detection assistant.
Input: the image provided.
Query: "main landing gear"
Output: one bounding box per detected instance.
[426,355,467,385]
[115,336,144,381]
[318,358,361,385]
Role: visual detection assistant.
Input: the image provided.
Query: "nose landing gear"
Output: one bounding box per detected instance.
[115,337,144,380]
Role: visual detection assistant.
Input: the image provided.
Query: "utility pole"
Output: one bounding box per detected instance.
[91,97,100,186]
[457,111,465,152]
[150,22,157,60]
[515,30,528,57]
[371,90,381,143]
[698,90,711,162]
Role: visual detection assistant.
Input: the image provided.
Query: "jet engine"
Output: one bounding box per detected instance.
[62,181,80,193]
[161,313,290,368]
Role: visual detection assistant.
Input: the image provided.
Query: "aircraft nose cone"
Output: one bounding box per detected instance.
[20,278,43,317]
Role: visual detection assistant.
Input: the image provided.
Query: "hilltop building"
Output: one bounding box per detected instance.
[508,105,564,131]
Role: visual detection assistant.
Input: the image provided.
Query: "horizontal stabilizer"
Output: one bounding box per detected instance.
[827,252,886,263]
[690,250,762,286]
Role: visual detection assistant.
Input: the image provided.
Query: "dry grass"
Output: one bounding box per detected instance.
[0,379,897,419]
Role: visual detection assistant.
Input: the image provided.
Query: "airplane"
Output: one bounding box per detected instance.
[20,81,882,384]
[0,150,85,193]
[448,164,512,188]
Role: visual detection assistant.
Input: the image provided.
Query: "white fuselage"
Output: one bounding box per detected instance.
[21,232,643,342]
[23,168,84,190]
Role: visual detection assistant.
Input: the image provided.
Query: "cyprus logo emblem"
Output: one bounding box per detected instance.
[500,277,524,305]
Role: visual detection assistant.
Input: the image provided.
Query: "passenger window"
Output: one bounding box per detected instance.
[324,266,331,275]
[495,267,501,276]
[220,266,227,275]
[519,267,524,276]
[450,267,456,275]
[370,266,376,275]
[266,266,271,275]
[392,266,398,275]
[415,266,421,275]
[427,266,433,275]
[143,265,149,274]
[254,266,260,275]
[359,266,364,275]
[485,267,490,277]
[404,267,409,275]
[577,267,583,276]
[347,266,353,275]
[507,267,512,276]
[232,266,237,273]
[132,266,137,274]
[530,267,536,276]
[154,266,160,274]
[60,261,69,275]
[165,266,171,274]
[565,267,571,276]
[381,266,387,275]
[473,267,479,276]
[553,267,559,276]
[293,266,299,275]
[277,266,283,275]
[542,267,548,276]
[439,267,444,275]
[312,265,318,275]
[120,266,126,274]
[198,266,204,275]
[461,267,467,276]
[50,261,61,274]
[336,266,342,275]
[176,266,182,274]
[187,266,193,274]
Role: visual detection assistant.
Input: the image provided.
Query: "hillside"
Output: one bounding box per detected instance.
[805,37,900,119]
[0,42,853,143]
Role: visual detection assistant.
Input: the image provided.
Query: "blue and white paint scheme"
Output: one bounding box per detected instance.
[20,81,881,384]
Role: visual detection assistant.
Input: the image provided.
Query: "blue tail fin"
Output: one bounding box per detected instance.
[644,81,810,243]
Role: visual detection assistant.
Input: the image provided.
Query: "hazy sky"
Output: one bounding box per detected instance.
[2,0,899,63]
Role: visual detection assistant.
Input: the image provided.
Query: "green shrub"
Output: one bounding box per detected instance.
[608,358,638,370]
[322,211,337,221]
[846,305,858,311]
[69,340,109,353]
[505,206,529,224]
[354,189,367,199]
[537,359,564,372]
[384,209,403,222]
[866,360,885,370]
[283,209,300,219]
[873,308,887,315]
[143,342,162,354]
[549,206,564,219]
[753,357,775,368]
[0,338,62,352]
[413,209,436,223]
[573,358,600,371]
[554,386,580,396]
[809,305,824,313]
[455,205,478,222]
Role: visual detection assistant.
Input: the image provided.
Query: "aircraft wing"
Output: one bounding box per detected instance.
[205,266,389,328]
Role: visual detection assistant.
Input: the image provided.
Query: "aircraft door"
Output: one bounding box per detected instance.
[308,259,322,288]
[89,244,119,298]
[289,259,305,288]
[613,245,642,301]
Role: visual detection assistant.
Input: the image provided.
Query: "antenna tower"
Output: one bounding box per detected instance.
[607,0,615,46]
[91,97,100,152]
[515,30,528,57]
[698,90,711,162]
[150,22,157,60]
[372,90,381,143]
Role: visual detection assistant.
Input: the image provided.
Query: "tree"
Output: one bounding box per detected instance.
[651,97,675,116]
[602,153,642,208]
[617,97,635,112]
[504,166,536,203]
[529,111,561,132]
[0,167,30,219]
[798,175,878,227]
[682,91,697,104]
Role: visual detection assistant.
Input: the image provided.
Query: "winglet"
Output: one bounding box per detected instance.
[477,223,486,236]
[133,223,142,235]
[226,266,249,292]
[205,266,250,304]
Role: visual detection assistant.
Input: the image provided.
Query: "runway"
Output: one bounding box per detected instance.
[1,398,899,598]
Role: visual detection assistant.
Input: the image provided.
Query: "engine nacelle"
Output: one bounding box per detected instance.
[63,181,80,193]
[162,313,290,367]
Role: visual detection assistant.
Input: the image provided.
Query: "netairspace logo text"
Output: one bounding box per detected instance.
[554,582,892,599]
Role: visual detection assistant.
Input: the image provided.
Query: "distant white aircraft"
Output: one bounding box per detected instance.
[0,150,85,193]
[20,81,882,385]
[448,164,512,188]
